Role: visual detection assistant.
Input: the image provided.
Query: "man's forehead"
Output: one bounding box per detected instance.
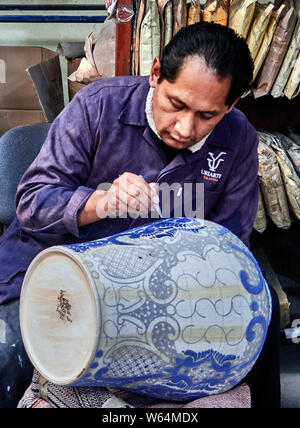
[161,60,231,110]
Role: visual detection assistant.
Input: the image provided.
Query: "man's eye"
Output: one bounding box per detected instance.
[171,101,183,110]
[200,113,214,120]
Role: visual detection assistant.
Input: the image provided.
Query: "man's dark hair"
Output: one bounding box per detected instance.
[159,22,254,107]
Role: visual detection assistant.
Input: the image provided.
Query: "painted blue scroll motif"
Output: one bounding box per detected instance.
[68,218,272,400]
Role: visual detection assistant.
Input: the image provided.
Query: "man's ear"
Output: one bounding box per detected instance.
[149,57,161,88]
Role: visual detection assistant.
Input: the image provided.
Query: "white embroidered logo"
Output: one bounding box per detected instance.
[207,152,227,172]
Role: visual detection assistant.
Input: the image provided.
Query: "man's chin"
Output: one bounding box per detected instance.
[163,137,193,150]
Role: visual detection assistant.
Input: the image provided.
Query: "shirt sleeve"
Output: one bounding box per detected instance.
[15,91,97,238]
[210,120,259,248]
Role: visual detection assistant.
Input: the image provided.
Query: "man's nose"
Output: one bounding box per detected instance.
[174,112,195,139]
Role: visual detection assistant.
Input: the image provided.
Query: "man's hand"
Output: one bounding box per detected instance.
[78,172,159,227]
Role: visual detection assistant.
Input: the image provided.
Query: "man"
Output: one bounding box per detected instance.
[0,22,280,407]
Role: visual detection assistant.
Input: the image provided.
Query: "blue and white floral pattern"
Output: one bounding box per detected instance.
[64,218,272,400]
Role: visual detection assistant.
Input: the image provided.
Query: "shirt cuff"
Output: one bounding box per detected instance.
[63,186,94,237]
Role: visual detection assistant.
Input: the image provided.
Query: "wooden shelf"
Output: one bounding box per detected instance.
[115,0,133,76]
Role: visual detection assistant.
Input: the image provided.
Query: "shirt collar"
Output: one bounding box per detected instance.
[188,132,212,152]
[145,87,161,139]
[118,76,149,127]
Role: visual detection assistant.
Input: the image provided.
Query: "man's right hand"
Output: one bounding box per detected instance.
[78,172,159,227]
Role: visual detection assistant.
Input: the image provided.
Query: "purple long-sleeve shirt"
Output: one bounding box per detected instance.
[0,76,259,303]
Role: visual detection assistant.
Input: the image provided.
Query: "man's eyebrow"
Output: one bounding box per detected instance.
[169,95,185,106]
[169,95,219,115]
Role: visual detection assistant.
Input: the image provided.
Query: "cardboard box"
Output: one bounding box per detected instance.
[27,55,65,122]
[0,109,46,136]
[0,46,56,111]
[67,58,86,100]
[0,46,57,135]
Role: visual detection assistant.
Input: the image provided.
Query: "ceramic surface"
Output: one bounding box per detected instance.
[61,217,272,400]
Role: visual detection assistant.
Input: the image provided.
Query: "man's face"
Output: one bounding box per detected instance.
[149,56,237,149]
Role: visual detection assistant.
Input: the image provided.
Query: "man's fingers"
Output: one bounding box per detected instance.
[105,173,161,217]
[118,175,153,210]
[118,185,150,213]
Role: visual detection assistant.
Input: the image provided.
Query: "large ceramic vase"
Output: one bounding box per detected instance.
[20,218,272,401]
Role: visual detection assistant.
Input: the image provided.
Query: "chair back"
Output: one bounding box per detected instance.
[0,123,51,225]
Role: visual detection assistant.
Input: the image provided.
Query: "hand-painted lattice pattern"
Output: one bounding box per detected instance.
[64,218,272,400]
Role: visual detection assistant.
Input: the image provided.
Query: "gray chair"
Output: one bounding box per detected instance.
[0,123,51,228]
[0,123,51,408]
